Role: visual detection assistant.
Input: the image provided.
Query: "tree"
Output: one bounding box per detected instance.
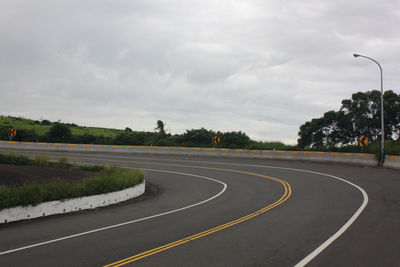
[41,119,52,125]
[114,132,147,145]
[297,111,353,148]
[14,129,39,142]
[182,128,215,146]
[341,90,400,141]
[48,123,72,142]
[155,120,166,136]
[298,90,400,148]
[221,131,251,148]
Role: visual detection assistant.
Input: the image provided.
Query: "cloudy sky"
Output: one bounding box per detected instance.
[1,0,399,143]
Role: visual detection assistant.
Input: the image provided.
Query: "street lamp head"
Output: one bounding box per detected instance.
[353,53,361,58]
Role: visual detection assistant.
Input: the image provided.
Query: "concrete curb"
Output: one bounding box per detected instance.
[384,155,400,170]
[0,181,145,224]
[0,141,399,169]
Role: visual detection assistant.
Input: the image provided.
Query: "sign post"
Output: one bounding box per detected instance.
[8,129,17,141]
[358,136,369,152]
[212,136,221,148]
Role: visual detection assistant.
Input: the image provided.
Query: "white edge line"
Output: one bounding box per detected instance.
[80,154,369,266]
[2,153,369,265]
[291,169,369,266]
[0,168,227,256]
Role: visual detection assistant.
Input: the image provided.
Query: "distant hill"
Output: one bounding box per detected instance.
[0,115,124,138]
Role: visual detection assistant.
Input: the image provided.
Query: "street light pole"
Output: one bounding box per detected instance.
[353,53,385,166]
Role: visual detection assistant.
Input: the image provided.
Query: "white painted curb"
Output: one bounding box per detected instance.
[0,181,145,224]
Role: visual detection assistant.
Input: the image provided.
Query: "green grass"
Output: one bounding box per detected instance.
[0,166,144,209]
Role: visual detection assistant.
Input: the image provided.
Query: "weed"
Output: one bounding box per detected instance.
[57,157,68,168]
[0,153,34,165]
[34,155,49,167]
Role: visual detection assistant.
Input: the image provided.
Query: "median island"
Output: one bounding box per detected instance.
[0,153,144,210]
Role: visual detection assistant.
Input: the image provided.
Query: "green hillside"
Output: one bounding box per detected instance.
[0,115,123,138]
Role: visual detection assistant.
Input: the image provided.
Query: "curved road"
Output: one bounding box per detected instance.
[0,149,399,266]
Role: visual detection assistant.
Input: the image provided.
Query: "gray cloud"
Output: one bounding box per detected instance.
[1,0,399,144]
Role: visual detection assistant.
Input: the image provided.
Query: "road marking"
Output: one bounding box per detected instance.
[105,181,289,267]
[2,151,366,266]
[293,171,368,267]
[0,154,291,264]
[0,169,227,256]
[72,154,367,266]
[100,162,291,266]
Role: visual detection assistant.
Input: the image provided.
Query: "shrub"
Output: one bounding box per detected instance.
[34,155,49,167]
[0,153,34,165]
[57,157,68,168]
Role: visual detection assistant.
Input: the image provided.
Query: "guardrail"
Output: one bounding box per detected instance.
[0,140,399,169]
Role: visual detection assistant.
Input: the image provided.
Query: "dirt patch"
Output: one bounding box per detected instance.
[0,164,94,187]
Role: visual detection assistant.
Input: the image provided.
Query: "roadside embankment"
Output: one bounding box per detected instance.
[0,153,145,224]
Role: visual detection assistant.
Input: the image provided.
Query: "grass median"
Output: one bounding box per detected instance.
[0,153,144,210]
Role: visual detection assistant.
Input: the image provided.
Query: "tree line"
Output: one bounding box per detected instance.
[297,90,400,154]
[0,119,268,149]
[2,89,399,155]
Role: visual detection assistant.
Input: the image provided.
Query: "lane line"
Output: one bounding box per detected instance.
[102,167,291,266]
[293,170,368,267]
[1,154,292,265]
[0,169,227,256]
[1,151,364,265]
[69,154,368,266]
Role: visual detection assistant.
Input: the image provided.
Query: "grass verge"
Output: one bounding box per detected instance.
[0,153,144,209]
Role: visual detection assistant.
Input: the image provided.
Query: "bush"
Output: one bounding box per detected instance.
[0,153,34,165]
[57,157,68,168]
[47,123,72,142]
[34,155,49,167]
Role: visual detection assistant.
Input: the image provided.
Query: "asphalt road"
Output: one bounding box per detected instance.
[0,148,399,266]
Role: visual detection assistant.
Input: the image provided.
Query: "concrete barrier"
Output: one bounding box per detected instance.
[0,140,389,168]
[384,155,400,170]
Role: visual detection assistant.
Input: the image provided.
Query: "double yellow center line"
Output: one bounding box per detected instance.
[72,157,292,267]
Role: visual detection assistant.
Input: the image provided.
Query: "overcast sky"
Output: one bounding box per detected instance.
[1,0,399,144]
